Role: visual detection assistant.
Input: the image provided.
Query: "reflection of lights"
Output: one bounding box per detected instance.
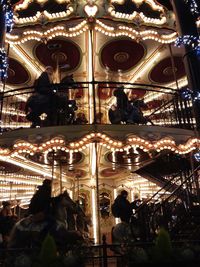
[10,45,42,76]
[92,188,97,243]
[113,189,120,224]
[88,30,93,123]
[130,51,161,83]
[194,151,200,162]
[84,3,98,17]
[39,113,47,121]
[91,143,96,176]
[112,151,116,170]
[0,156,52,177]
[90,178,96,187]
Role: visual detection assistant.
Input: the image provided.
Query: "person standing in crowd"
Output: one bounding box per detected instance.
[26,66,57,127]
[108,104,121,124]
[0,201,17,246]
[112,190,133,223]
[29,179,52,216]
[113,86,128,123]
[35,66,55,95]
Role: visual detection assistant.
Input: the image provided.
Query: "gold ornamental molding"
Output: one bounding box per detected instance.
[14,0,73,25]
[109,0,166,25]
[6,19,177,45]
[0,133,199,156]
[6,22,88,45]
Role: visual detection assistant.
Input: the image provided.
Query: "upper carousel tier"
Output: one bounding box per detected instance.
[1,0,199,132]
[12,0,174,28]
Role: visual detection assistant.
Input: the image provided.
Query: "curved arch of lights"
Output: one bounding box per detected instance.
[111,0,165,12]
[6,22,88,45]
[0,134,199,156]
[6,19,177,45]
[108,0,166,26]
[95,20,177,43]
[14,0,73,26]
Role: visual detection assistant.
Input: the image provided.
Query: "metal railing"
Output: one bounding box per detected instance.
[0,81,195,131]
[1,236,200,267]
[134,165,200,240]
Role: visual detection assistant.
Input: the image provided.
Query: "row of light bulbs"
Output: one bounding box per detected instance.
[108,6,166,25]
[0,134,199,156]
[110,0,165,12]
[95,21,177,44]
[14,3,73,25]
[6,24,88,45]
[15,0,70,11]
[6,18,178,45]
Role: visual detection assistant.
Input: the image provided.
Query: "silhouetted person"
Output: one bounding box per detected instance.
[26,66,56,127]
[35,66,54,95]
[29,179,52,215]
[0,201,17,245]
[113,86,128,122]
[108,104,121,124]
[112,190,133,223]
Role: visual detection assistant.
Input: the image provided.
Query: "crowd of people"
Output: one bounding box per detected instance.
[108,86,152,125]
[25,66,152,127]
[25,66,80,127]
[111,190,189,242]
[0,184,195,250]
[0,179,91,249]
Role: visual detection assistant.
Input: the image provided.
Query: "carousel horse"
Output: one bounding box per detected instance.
[8,193,84,249]
[112,218,141,246]
[52,192,90,237]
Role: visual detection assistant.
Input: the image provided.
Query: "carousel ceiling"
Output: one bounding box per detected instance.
[149,56,186,84]
[7,58,30,85]
[101,39,145,72]
[34,39,81,71]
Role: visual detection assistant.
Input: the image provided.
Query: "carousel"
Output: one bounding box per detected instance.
[0,0,199,244]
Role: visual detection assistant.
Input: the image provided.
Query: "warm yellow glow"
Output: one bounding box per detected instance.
[92,188,97,243]
[95,21,176,43]
[0,156,52,178]
[130,51,161,83]
[0,134,198,160]
[88,30,94,123]
[167,77,188,89]
[84,4,98,17]
[6,23,87,44]
[15,0,70,11]
[113,189,120,224]
[111,0,164,11]
[10,45,42,76]
[91,143,96,176]
[108,0,166,25]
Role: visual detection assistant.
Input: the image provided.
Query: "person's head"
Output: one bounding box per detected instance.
[45,66,54,76]
[120,190,128,199]
[42,179,52,187]
[2,201,11,210]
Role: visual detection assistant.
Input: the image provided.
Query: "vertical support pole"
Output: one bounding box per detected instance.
[59,162,62,194]
[91,142,100,243]
[95,142,101,243]
[102,234,108,267]
[171,0,200,129]
[51,150,55,197]
[87,28,96,124]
